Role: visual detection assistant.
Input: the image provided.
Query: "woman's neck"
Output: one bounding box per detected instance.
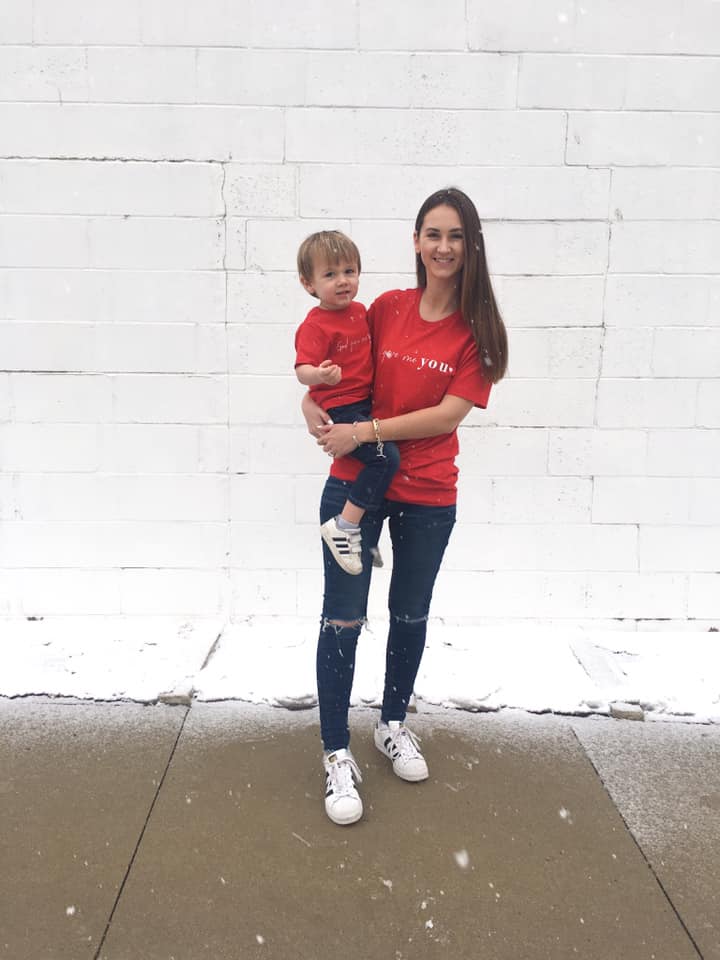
[418,280,459,322]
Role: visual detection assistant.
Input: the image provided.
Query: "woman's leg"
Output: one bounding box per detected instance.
[317,477,383,751]
[381,501,456,723]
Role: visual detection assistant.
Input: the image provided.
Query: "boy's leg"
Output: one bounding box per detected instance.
[346,438,400,513]
[320,402,399,571]
[321,402,375,569]
[335,438,400,527]
[321,402,399,572]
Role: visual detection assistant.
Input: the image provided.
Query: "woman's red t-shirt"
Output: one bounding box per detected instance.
[330,288,492,506]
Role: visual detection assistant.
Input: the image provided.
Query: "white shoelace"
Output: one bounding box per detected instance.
[391,726,423,761]
[327,755,362,796]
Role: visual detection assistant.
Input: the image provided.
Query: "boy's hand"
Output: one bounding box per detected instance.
[318,359,342,385]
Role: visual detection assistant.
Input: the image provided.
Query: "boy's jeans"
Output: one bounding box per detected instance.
[326,399,400,512]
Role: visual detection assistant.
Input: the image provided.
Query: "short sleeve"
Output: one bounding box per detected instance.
[366,296,379,341]
[446,338,492,409]
[367,289,404,343]
[294,318,330,367]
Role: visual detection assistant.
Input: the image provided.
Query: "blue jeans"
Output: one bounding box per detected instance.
[326,400,400,512]
[317,476,456,752]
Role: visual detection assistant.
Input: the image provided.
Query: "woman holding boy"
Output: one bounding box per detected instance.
[299,188,508,825]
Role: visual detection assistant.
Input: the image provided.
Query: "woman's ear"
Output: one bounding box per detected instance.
[413,231,420,255]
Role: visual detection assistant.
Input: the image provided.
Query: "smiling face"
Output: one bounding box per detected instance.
[414,203,465,284]
[301,257,360,311]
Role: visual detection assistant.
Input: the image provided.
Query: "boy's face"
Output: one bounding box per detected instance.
[301,257,360,311]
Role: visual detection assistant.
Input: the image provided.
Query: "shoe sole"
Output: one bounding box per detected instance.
[326,805,363,825]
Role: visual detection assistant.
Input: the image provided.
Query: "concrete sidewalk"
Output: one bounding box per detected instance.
[1,698,718,960]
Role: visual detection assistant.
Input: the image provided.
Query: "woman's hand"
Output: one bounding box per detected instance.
[317,422,358,460]
[301,391,333,438]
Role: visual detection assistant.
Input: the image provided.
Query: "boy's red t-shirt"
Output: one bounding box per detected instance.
[294,302,373,411]
[330,288,492,506]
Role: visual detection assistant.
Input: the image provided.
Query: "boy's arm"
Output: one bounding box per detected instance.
[295,359,342,387]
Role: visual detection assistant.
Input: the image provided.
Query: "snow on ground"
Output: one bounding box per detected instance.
[0,618,222,702]
[1,616,719,723]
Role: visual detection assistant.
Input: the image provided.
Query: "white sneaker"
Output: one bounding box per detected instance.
[374,721,429,782]
[321,516,362,575]
[323,748,363,825]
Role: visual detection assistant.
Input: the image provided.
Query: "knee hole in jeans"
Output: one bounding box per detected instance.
[391,612,429,625]
[321,616,365,633]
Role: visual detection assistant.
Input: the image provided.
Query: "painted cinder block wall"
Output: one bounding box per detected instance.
[0,0,718,629]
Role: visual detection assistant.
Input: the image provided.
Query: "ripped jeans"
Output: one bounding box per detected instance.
[317,476,456,752]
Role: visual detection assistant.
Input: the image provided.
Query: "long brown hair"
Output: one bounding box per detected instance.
[415,188,507,383]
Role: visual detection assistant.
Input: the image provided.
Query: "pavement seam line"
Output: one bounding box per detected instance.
[92,704,192,960]
[569,726,706,960]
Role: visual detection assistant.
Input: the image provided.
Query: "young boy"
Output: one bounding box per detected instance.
[295,230,400,575]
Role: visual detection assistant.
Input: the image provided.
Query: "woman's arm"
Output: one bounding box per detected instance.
[318,394,473,458]
[301,390,334,437]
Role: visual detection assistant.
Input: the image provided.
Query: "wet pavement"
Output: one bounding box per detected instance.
[1,698,718,960]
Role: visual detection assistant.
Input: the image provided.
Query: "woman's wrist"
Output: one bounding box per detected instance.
[372,417,385,457]
[360,420,375,443]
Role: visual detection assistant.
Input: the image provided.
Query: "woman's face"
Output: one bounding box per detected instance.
[414,204,464,283]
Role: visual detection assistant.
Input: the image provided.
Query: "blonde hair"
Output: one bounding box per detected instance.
[297,231,361,290]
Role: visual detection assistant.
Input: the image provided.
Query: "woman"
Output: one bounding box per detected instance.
[302,188,508,825]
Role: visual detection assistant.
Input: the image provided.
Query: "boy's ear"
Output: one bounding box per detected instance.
[299,275,316,296]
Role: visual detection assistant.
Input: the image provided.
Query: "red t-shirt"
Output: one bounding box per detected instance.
[294,302,373,411]
[330,288,492,506]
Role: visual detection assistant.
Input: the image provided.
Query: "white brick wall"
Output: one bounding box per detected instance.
[299,165,609,220]
[467,1,720,55]
[1,2,718,630]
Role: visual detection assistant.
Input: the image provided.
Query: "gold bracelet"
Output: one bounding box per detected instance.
[351,421,362,449]
[372,418,386,459]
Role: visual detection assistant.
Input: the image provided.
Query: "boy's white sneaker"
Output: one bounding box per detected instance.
[323,748,363,825]
[374,720,429,782]
[320,516,362,575]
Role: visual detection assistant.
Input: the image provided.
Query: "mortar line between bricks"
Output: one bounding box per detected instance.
[7,102,720,115]
[591,191,611,433]
[569,725,705,960]
[8,42,720,56]
[220,157,232,618]
[92,704,191,960]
